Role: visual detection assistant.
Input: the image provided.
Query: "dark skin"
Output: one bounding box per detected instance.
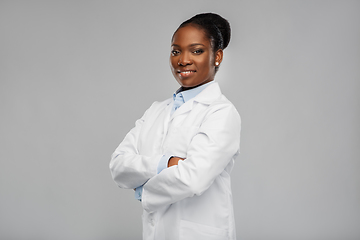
[168,25,223,167]
[167,156,185,167]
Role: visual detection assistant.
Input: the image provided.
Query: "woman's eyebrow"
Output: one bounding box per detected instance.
[189,43,205,47]
[171,43,205,47]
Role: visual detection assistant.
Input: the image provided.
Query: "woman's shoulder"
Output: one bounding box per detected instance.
[149,97,172,109]
[209,90,239,111]
[142,97,172,114]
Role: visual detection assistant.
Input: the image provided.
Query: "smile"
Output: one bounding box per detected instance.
[177,70,196,77]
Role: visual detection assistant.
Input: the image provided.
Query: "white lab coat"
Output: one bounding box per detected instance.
[110,82,241,240]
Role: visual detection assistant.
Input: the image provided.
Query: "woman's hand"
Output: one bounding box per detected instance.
[167,157,185,167]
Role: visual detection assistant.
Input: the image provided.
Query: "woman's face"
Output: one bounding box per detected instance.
[170,25,222,89]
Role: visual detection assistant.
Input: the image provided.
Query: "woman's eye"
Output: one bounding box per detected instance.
[193,49,204,54]
[171,50,180,56]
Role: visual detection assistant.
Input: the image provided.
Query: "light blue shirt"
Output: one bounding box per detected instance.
[135,81,214,201]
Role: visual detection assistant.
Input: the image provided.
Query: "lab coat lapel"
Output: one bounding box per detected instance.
[161,101,173,146]
[169,100,194,121]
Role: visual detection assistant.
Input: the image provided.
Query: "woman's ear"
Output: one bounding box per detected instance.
[215,49,223,65]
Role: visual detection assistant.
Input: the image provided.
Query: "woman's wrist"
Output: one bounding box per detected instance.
[167,156,185,167]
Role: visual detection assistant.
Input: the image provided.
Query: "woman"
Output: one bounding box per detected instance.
[110,13,241,240]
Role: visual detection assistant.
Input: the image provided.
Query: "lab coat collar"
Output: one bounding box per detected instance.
[174,81,215,103]
[192,81,222,105]
[169,82,222,120]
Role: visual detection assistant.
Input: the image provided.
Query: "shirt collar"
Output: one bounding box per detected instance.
[173,81,215,103]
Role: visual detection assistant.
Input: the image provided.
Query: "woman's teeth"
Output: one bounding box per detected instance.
[179,71,195,77]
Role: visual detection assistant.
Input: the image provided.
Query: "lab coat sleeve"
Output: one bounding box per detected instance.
[109,103,163,189]
[141,104,241,213]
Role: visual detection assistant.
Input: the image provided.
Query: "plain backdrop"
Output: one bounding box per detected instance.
[1,1,359,240]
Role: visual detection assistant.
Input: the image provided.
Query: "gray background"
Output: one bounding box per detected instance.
[1,1,359,240]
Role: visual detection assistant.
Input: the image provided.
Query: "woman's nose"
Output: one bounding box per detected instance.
[178,52,192,66]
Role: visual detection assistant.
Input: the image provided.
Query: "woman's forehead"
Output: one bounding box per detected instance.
[172,25,210,47]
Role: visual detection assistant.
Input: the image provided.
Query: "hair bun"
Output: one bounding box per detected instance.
[201,13,231,50]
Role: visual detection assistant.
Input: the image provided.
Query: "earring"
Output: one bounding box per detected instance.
[215,62,219,66]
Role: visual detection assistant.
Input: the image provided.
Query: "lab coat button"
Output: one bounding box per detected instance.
[149,218,154,226]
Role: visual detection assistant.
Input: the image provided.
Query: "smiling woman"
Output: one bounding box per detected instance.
[110,13,240,240]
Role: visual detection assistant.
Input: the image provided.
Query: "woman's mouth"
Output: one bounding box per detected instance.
[178,70,196,77]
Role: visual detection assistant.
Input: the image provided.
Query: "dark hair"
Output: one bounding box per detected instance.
[174,13,231,72]
[176,13,231,51]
